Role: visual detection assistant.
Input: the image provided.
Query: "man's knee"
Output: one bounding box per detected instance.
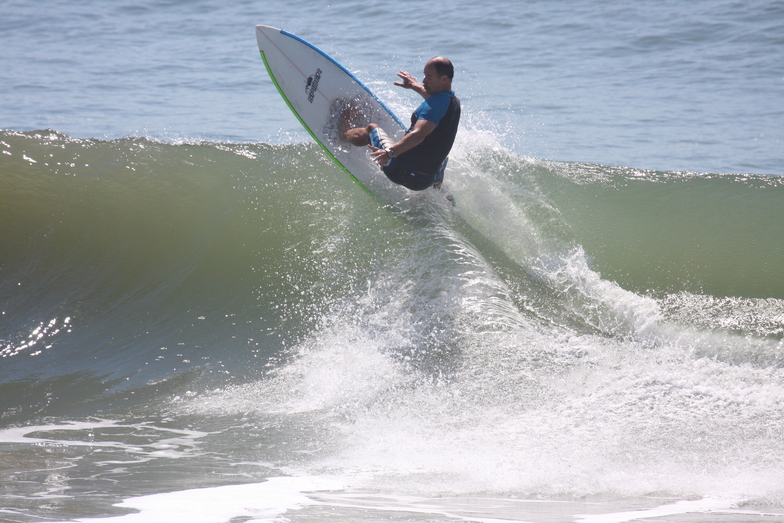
[342,128,367,146]
[344,124,379,146]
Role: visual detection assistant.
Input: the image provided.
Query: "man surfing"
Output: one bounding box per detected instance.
[339,57,460,191]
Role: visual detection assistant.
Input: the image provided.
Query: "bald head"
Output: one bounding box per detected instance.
[428,56,454,81]
[422,57,454,96]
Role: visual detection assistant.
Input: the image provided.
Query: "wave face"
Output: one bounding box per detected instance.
[2,129,784,520]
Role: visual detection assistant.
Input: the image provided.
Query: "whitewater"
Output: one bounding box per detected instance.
[2,1,784,522]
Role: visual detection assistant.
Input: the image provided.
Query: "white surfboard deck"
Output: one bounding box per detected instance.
[256,25,412,194]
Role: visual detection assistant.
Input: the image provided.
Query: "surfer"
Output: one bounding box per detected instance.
[339,57,460,190]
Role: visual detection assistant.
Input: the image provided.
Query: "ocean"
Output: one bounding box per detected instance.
[2,1,784,522]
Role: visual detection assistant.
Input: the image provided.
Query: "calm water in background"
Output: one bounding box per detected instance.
[2,0,782,175]
[3,2,784,523]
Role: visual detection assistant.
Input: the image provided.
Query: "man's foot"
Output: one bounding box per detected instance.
[432,157,448,189]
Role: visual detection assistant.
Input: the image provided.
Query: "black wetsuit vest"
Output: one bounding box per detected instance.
[398,93,461,176]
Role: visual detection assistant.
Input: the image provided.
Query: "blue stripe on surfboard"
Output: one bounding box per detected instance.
[279,29,407,131]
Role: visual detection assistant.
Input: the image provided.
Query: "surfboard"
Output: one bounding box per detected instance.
[255,25,408,192]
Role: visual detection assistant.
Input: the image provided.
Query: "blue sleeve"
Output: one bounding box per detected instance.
[416,92,451,125]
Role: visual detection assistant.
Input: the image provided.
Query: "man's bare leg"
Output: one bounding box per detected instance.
[338,106,377,146]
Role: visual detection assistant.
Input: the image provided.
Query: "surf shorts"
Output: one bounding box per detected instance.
[369,127,446,191]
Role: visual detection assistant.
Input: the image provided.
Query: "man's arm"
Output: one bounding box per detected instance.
[369,119,436,165]
[395,70,428,99]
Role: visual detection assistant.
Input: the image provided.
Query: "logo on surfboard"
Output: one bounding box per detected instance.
[305,68,322,103]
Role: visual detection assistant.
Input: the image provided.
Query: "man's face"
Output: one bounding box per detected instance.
[422,62,445,96]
